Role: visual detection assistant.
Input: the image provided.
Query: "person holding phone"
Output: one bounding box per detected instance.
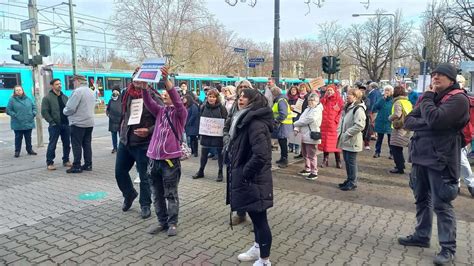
[114,68,163,220]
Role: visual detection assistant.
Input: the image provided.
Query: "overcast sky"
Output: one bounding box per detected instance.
[0,0,431,63]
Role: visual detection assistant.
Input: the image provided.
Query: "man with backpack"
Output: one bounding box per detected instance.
[400,63,470,265]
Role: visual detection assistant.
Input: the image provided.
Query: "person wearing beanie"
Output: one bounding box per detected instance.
[400,62,469,265]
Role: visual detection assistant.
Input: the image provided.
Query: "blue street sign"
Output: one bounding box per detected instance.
[249,57,265,63]
[234,47,246,53]
[248,63,257,68]
[398,67,409,76]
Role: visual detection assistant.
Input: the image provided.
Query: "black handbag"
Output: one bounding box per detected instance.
[308,125,321,140]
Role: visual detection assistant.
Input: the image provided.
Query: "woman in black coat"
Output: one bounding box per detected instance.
[183,95,199,157]
[227,88,274,265]
[106,87,122,153]
[192,88,228,182]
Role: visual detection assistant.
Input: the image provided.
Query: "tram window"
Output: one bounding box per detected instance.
[106,77,124,90]
[0,73,21,89]
[97,77,104,96]
[65,75,74,90]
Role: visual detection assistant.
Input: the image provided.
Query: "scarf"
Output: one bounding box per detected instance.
[229,104,253,141]
[122,83,143,113]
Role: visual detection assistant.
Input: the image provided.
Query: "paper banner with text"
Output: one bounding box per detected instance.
[133,58,166,83]
[199,117,225,137]
[309,77,325,90]
[292,98,305,114]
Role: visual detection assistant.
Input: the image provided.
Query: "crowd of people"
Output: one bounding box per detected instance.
[5,62,473,265]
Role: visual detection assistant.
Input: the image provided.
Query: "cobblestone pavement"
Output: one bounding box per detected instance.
[1,135,473,265]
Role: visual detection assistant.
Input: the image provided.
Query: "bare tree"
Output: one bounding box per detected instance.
[431,0,473,60]
[317,21,348,56]
[347,10,412,81]
[280,39,322,78]
[113,0,211,67]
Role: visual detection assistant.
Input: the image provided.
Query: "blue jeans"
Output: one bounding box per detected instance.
[111,131,119,149]
[115,143,152,207]
[14,129,33,153]
[343,150,358,185]
[46,124,71,165]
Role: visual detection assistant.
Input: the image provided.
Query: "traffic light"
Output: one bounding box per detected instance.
[332,57,341,73]
[322,56,332,74]
[38,35,51,57]
[10,33,29,65]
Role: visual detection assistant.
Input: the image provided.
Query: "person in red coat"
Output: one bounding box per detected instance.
[318,84,344,168]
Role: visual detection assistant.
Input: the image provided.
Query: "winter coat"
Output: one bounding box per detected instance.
[372,97,393,134]
[318,92,344,152]
[6,95,36,130]
[408,91,419,106]
[63,85,95,128]
[367,88,382,112]
[337,102,367,152]
[185,103,200,137]
[226,105,274,212]
[106,97,122,132]
[143,87,188,160]
[271,94,293,139]
[199,102,228,148]
[389,96,412,147]
[41,90,68,126]
[294,103,323,144]
[405,83,469,181]
[119,89,162,148]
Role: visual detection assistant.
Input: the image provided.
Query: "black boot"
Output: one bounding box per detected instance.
[278,158,288,168]
[433,248,454,265]
[192,169,204,179]
[14,151,20,158]
[216,170,223,182]
[320,154,328,168]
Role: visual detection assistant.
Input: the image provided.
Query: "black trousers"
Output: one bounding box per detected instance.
[14,129,33,153]
[390,145,405,170]
[248,210,272,258]
[200,147,223,172]
[188,135,198,156]
[70,125,93,168]
[278,138,288,159]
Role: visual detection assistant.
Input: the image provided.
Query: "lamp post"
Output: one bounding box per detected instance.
[352,13,396,82]
[77,20,108,63]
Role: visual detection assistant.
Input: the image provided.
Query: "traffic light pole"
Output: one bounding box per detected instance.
[68,0,77,75]
[272,0,280,87]
[28,0,44,147]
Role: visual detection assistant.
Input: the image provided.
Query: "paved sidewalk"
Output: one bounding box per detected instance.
[0,136,473,265]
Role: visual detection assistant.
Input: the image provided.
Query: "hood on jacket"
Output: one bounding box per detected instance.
[238,106,273,133]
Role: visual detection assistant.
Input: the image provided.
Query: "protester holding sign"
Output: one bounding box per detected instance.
[114,68,163,220]
[193,88,228,182]
[141,66,188,237]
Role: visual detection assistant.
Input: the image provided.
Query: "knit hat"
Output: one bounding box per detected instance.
[431,63,457,82]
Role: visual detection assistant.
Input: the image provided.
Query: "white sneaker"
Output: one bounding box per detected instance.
[134,175,140,183]
[237,244,260,262]
[364,146,371,150]
[253,258,271,266]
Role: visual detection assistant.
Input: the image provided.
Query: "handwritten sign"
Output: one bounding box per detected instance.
[309,77,325,90]
[133,58,166,83]
[127,99,143,125]
[199,117,225,137]
[292,98,305,114]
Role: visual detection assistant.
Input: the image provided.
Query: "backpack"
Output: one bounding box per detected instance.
[440,89,474,146]
[353,104,369,135]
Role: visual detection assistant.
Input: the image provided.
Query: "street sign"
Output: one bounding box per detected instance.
[248,63,257,68]
[460,61,474,72]
[233,47,246,53]
[21,18,37,31]
[249,57,265,63]
[398,67,409,76]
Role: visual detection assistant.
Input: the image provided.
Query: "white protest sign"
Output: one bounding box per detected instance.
[199,117,225,137]
[293,98,305,114]
[133,58,166,83]
[127,99,144,125]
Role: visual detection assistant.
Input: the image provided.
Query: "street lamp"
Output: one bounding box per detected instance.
[352,13,396,82]
[77,20,108,63]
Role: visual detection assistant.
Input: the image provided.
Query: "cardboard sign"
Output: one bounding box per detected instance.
[127,99,144,125]
[309,77,325,90]
[133,58,166,83]
[199,117,225,137]
[292,98,305,114]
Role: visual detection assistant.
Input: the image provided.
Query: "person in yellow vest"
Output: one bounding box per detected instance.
[271,87,293,168]
[388,86,413,174]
